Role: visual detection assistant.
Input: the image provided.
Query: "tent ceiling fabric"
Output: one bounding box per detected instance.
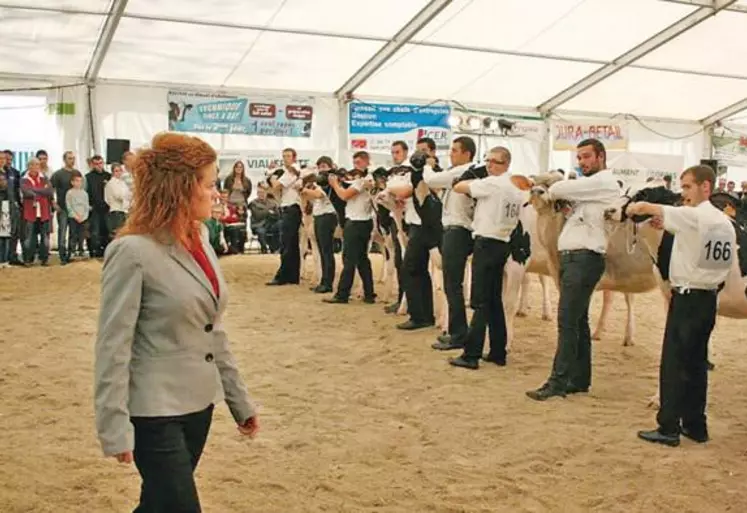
[0,0,745,125]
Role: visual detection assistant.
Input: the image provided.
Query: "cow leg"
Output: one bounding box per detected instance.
[516,272,531,317]
[539,274,552,321]
[429,248,447,331]
[592,290,614,341]
[382,236,396,302]
[502,259,526,352]
[622,292,635,347]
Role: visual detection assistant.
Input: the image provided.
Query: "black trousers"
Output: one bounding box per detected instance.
[274,205,302,284]
[549,250,605,390]
[656,289,717,435]
[89,209,109,257]
[69,219,85,254]
[335,219,374,300]
[463,237,510,361]
[314,212,337,288]
[107,211,127,238]
[390,221,405,304]
[131,404,214,513]
[403,224,436,324]
[441,226,474,344]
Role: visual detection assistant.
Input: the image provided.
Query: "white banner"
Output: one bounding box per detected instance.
[607,152,684,189]
[712,134,747,168]
[553,120,629,151]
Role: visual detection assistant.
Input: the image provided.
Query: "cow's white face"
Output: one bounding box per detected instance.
[603,180,672,222]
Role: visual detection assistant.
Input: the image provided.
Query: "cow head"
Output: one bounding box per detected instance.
[603,180,681,222]
[710,192,740,220]
[529,170,571,214]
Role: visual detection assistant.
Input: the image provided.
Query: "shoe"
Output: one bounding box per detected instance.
[396,320,433,331]
[680,426,709,443]
[448,355,479,370]
[41,261,49,267]
[313,285,333,293]
[526,383,566,401]
[637,429,680,447]
[481,353,506,366]
[266,280,284,286]
[431,334,464,351]
[363,295,377,304]
[323,297,349,304]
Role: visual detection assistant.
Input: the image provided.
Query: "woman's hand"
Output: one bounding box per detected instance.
[114,451,133,464]
[238,416,259,438]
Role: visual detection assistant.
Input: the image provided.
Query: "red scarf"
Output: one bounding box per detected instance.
[189,243,220,297]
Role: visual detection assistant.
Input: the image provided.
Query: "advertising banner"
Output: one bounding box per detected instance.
[168,91,313,137]
[348,102,452,153]
[552,120,629,151]
[712,134,747,168]
[607,152,684,188]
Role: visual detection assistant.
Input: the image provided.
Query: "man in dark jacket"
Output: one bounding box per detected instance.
[85,155,111,257]
[3,149,23,265]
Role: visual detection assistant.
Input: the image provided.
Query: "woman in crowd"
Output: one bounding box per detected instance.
[223,160,252,206]
[93,132,259,512]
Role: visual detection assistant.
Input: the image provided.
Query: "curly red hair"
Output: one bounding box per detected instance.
[118,132,217,248]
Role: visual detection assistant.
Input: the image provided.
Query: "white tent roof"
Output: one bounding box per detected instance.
[1,0,746,125]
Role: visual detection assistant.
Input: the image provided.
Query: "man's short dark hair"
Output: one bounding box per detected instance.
[352,151,370,160]
[91,154,104,162]
[3,149,13,156]
[316,156,334,168]
[36,149,48,158]
[681,165,716,194]
[282,148,297,158]
[453,136,476,161]
[392,140,408,153]
[416,137,436,153]
[577,138,606,161]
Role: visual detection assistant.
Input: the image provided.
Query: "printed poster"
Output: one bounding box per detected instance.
[348,102,452,153]
[607,152,684,188]
[552,120,629,151]
[168,91,313,138]
[712,134,747,168]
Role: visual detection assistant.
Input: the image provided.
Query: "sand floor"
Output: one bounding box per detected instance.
[1,253,746,513]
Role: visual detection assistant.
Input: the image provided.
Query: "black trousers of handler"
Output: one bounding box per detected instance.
[462,237,510,361]
[273,204,302,284]
[313,212,337,289]
[131,404,214,513]
[441,226,473,345]
[403,224,437,325]
[548,249,605,391]
[391,220,405,305]
[656,289,717,436]
[335,219,374,300]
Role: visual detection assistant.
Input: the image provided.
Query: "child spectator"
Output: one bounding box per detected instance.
[221,202,247,254]
[204,205,228,256]
[65,171,89,263]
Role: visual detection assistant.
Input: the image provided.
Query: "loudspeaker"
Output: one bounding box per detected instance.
[700,159,718,172]
[106,139,130,164]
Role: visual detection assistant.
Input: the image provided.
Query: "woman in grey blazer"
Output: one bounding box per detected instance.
[94,132,258,513]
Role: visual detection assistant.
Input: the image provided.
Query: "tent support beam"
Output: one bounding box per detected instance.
[84,0,128,82]
[537,0,738,115]
[658,0,747,13]
[701,97,747,126]
[335,0,452,100]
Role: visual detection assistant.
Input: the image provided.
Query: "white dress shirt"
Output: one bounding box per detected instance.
[469,174,526,241]
[345,177,374,221]
[662,201,735,290]
[423,162,474,230]
[385,172,421,225]
[548,169,621,253]
[104,176,131,212]
[311,188,336,217]
[278,167,301,207]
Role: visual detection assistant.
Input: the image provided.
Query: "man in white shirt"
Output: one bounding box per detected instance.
[446,147,525,369]
[268,148,303,286]
[626,165,734,446]
[323,151,376,304]
[425,136,477,351]
[385,139,440,330]
[104,163,130,237]
[382,141,409,315]
[527,138,621,401]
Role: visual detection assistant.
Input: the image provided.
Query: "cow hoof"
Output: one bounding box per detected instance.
[623,339,634,347]
[516,311,528,318]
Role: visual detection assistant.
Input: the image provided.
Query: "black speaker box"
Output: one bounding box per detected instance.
[106,139,131,164]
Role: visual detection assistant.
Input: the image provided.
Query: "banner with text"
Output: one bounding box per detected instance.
[168,91,313,137]
[607,152,684,188]
[712,134,747,168]
[552,120,629,151]
[348,102,452,153]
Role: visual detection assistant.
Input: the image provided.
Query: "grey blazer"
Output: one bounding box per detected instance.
[94,226,255,457]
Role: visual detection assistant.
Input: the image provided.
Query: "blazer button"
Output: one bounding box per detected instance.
[205,353,214,363]
[204,323,213,333]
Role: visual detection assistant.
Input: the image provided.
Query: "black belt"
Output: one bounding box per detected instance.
[279,204,300,213]
[672,287,717,296]
[559,249,601,256]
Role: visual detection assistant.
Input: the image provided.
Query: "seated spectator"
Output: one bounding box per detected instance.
[204,205,228,256]
[221,202,247,254]
[248,185,280,254]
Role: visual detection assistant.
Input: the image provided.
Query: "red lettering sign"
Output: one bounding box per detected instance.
[286,105,313,121]
[249,103,276,118]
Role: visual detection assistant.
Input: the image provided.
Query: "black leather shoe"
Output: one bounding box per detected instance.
[323,297,349,304]
[481,354,506,366]
[384,303,399,314]
[566,385,589,394]
[637,429,680,447]
[681,426,709,443]
[526,383,566,401]
[363,295,377,304]
[396,320,433,330]
[448,356,479,370]
[436,333,451,344]
[313,285,333,293]
[266,280,284,286]
[431,337,464,351]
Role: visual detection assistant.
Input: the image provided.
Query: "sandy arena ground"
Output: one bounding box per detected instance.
[1,253,746,513]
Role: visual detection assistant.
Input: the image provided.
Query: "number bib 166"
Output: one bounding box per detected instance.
[698,225,733,270]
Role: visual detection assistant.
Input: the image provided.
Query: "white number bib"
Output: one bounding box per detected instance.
[497,200,522,237]
[698,224,734,270]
